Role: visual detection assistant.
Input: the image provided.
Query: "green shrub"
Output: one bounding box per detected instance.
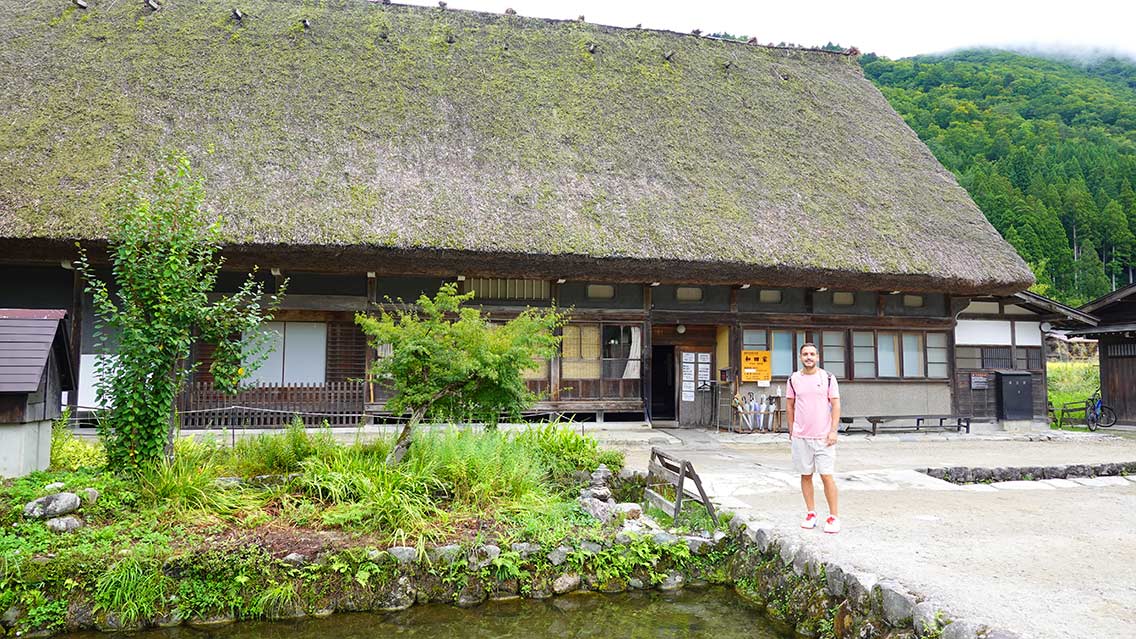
[49,408,106,472]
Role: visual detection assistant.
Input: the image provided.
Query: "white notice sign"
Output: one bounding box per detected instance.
[682,352,696,363]
[681,391,695,402]
[682,363,695,380]
[682,381,695,392]
[697,364,711,381]
[697,352,711,363]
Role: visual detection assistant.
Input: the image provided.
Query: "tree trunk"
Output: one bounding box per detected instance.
[386,405,427,465]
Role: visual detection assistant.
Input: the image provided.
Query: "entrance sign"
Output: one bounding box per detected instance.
[741,350,772,382]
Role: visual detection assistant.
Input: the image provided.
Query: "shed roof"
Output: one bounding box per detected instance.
[0,309,74,394]
[0,0,1033,294]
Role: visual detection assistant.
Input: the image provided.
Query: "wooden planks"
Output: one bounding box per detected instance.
[644,447,718,525]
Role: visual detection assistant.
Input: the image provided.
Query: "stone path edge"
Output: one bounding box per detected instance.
[923,460,1136,484]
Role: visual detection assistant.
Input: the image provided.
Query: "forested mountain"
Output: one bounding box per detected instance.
[860,49,1136,305]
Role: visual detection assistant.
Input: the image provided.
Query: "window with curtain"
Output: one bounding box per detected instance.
[877,332,900,377]
[602,325,641,379]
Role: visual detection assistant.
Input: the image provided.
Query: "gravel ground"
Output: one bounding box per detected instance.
[616,431,1136,639]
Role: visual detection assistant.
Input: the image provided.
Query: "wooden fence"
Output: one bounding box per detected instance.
[177,381,367,428]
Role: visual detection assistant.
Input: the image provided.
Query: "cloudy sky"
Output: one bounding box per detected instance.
[400,0,1136,60]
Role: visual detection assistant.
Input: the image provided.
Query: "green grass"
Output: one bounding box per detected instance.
[1048,361,1100,427]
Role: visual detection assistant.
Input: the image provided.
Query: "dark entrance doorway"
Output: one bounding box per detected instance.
[651,345,676,420]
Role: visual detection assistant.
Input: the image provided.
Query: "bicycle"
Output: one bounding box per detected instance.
[1086,389,1117,431]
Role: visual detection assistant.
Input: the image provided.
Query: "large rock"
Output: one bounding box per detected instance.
[44,482,65,492]
[510,542,541,559]
[24,493,81,519]
[387,546,418,565]
[657,573,684,591]
[470,545,500,569]
[429,544,463,564]
[615,503,642,519]
[875,580,916,627]
[824,561,845,597]
[548,545,572,566]
[579,497,615,522]
[581,486,612,501]
[844,570,878,610]
[652,531,678,546]
[940,620,983,639]
[46,515,83,533]
[552,573,581,594]
[913,601,946,636]
[281,553,308,567]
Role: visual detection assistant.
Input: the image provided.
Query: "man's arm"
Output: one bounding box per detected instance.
[786,397,795,440]
[826,397,841,446]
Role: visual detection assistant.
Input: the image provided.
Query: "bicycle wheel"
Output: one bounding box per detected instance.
[1086,408,1100,431]
[1100,406,1117,428]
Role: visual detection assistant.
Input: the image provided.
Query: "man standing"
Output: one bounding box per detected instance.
[785,342,841,533]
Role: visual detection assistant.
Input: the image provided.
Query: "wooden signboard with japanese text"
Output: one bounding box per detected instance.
[741,350,772,382]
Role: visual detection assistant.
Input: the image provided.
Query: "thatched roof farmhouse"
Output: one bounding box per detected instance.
[1,0,1055,427]
[0,0,1031,294]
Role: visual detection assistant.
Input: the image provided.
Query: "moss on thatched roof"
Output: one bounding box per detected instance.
[0,0,1032,294]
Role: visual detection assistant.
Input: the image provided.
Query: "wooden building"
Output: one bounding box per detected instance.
[0,310,74,477]
[0,1,1042,427]
[1065,285,1136,424]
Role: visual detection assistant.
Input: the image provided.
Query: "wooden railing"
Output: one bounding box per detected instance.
[177,381,366,428]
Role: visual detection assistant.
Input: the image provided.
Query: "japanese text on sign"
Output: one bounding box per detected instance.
[741,350,772,382]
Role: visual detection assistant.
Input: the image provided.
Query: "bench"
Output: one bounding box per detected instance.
[845,414,971,436]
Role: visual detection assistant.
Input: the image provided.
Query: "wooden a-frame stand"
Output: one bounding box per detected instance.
[644,447,718,525]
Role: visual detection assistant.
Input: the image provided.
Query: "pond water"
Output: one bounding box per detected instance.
[66,588,786,639]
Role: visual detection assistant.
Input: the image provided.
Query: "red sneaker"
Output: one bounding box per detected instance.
[800,511,818,529]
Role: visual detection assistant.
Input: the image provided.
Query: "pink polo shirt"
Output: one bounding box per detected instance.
[786,369,839,439]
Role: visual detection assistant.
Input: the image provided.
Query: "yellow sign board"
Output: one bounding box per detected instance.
[741,350,771,382]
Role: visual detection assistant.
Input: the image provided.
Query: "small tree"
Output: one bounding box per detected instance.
[356,284,566,465]
[77,154,282,472]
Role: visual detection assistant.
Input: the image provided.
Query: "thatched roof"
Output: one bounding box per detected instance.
[0,0,1033,294]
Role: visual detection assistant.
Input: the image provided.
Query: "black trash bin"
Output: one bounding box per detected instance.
[995,370,1033,420]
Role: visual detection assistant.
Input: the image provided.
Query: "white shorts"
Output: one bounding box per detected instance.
[791,437,836,475]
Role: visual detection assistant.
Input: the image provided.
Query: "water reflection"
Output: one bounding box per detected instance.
[65,589,785,639]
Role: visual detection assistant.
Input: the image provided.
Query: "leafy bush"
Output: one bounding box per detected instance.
[49,408,106,472]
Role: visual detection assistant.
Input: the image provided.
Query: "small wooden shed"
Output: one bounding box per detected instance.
[0,309,74,477]
[1067,285,1136,424]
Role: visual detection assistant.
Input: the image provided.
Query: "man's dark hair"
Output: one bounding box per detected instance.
[800,342,818,354]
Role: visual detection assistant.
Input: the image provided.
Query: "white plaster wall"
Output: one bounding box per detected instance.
[0,420,51,478]
[1003,304,1037,316]
[78,353,114,408]
[1014,321,1043,347]
[837,382,952,416]
[963,301,1001,314]
[955,320,1012,346]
